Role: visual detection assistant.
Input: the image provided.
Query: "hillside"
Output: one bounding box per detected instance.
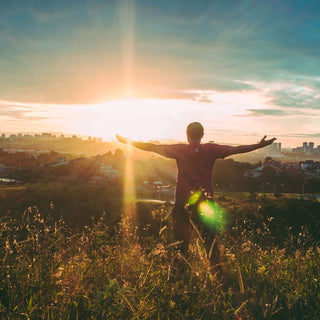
[0,194,319,319]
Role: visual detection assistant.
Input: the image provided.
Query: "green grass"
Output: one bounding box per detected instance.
[0,195,319,319]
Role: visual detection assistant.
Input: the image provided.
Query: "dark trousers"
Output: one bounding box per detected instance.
[171,201,219,261]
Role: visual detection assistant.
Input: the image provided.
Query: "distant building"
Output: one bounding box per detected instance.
[49,157,69,167]
[260,142,281,156]
[9,134,17,140]
[282,162,303,175]
[0,164,8,172]
[293,142,315,155]
[90,176,107,185]
[303,142,308,152]
[41,133,54,139]
[263,157,281,168]
[243,167,263,178]
[305,142,314,155]
[299,160,320,171]
[100,164,121,179]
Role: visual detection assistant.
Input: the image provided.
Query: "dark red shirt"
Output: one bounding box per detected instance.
[156,143,230,201]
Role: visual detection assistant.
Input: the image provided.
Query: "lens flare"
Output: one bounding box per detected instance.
[198,201,226,231]
[187,191,202,205]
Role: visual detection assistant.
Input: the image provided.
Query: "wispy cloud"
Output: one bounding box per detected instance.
[241,107,319,117]
[276,133,320,139]
[268,87,320,110]
[0,101,58,121]
[242,109,289,117]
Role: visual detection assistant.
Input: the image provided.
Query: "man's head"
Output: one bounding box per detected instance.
[186,122,204,143]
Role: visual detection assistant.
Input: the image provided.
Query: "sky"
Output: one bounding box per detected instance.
[1,0,320,147]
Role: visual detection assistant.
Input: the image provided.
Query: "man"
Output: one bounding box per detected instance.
[116,122,276,256]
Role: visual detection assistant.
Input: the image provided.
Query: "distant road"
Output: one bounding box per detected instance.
[136,199,174,204]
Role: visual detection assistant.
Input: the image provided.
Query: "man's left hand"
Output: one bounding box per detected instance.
[259,135,277,147]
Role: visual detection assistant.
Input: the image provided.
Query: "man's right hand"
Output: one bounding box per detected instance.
[116,134,129,144]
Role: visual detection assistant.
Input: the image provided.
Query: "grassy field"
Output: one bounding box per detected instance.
[0,193,319,319]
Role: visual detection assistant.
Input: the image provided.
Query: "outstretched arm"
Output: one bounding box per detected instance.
[116,135,167,155]
[226,136,276,156]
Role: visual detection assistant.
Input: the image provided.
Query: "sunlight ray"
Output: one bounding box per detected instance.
[118,0,135,98]
[123,142,137,225]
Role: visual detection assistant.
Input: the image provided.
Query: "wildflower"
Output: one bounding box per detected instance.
[242,240,253,252]
[151,243,166,257]
[257,266,266,274]
[159,225,167,235]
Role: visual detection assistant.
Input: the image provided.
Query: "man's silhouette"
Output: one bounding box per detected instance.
[116,122,276,257]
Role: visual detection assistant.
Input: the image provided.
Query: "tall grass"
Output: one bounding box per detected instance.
[0,197,319,319]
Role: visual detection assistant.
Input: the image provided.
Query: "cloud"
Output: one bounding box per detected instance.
[0,101,52,121]
[243,109,288,117]
[1,1,320,103]
[241,108,318,117]
[276,133,320,139]
[192,95,213,103]
[186,78,254,92]
[197,95,212,103]
[268,87,320,110]
[304,133,320,138]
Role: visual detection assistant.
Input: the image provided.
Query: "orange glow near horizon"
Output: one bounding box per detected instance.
[73,94,268,143]
[1,94,320,148]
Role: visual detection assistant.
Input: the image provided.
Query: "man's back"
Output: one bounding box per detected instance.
[160,143,230,201]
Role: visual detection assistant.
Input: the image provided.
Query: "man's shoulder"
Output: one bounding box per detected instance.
[202,142,231,147]
[159,143,188,158]
[202,143,224,148]
[201,143,231,157]
[166,143,188,149]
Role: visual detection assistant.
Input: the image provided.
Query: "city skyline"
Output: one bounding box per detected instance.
[1,1,320,147]
[2,131,320,154]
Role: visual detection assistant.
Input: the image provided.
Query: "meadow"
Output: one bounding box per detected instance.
[0,193,319,319]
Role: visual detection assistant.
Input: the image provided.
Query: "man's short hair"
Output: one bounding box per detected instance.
[186,122,204,140]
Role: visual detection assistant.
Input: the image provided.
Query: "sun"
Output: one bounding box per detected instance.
[73,98,188,142]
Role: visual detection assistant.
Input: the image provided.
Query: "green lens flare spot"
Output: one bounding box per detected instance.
[198,201,226,231]
[187,191,202,205]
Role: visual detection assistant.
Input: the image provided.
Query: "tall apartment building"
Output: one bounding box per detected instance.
[306,142,314,155]
[263,142,282,155]
[294,142,315,155]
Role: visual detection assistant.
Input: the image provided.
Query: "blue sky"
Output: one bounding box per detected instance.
[0,0,320,146]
